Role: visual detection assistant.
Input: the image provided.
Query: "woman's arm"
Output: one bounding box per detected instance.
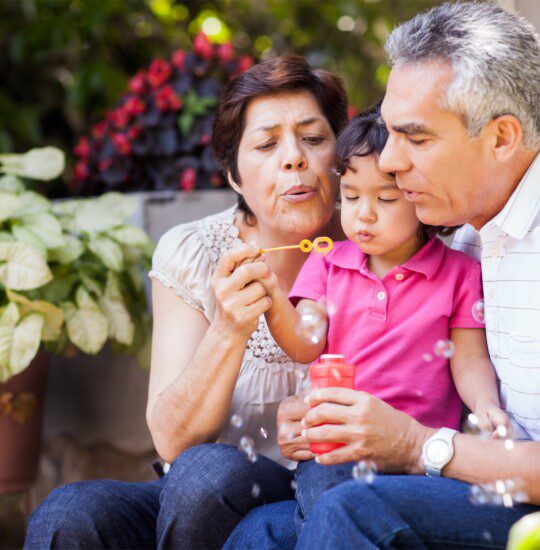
[147,245,272,463]
[450,327,510,433]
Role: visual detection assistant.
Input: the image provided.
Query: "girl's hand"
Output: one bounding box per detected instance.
[211,243,273,341]
[277,394,316,462]
[474,403,512,438]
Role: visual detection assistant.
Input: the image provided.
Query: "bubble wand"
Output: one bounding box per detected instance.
[259,236,333,255]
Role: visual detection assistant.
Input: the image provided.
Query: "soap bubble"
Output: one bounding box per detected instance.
[251,483,261,498]
[330,368,342,383]
[463,413,490,439]
[494,425,508,438]
[352,460,377,484]
[472,300,485,323]
[290,479,298,491]
[470,479,528,507]
[240,436,257,463]
[433,339,455,359]
[297,301,328,344]
[260,427,268,439]
[482,530,492,542]
[505,439,515,451]
[230,414,243,428]
[422,353,433,362]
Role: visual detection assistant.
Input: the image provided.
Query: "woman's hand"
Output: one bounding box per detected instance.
[277,394,316,462]
[211,244,273,341]
[302,388,432,473]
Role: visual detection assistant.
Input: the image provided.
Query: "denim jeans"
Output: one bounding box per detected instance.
[228,475,540,549]
[24,443,294,549]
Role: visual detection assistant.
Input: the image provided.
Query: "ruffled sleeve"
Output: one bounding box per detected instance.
[148,220,216,323]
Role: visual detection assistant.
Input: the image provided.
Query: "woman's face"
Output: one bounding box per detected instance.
[233,91,339,241]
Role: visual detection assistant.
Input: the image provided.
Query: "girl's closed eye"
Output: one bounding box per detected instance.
[378,197,398,204]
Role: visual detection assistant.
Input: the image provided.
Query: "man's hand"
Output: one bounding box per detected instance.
[302,388,433,473]
[277,394,316,462]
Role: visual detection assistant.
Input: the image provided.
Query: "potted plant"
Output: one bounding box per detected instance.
[0,147,154,493]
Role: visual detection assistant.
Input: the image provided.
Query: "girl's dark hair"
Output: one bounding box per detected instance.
[335,101,457,239]
[213,55,348,224]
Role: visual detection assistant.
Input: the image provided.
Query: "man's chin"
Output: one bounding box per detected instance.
[415,204,461,229]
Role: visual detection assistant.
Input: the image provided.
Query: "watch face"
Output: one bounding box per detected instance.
[426,440,451,464]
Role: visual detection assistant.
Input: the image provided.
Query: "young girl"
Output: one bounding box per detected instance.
[261,102,509,440]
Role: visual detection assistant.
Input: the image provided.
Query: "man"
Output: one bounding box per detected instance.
[225,2,540,548]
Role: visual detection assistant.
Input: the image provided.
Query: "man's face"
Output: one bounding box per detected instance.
[380,61,495,229]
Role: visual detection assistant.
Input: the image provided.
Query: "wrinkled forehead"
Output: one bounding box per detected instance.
[381,61,453,126]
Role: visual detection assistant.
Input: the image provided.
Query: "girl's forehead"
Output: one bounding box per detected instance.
[341,156,397,189]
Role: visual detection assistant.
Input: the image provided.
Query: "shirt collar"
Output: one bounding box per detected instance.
[487,153,540,240]
[326,237,445,280]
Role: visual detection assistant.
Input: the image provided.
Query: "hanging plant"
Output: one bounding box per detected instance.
[72,33,255,196]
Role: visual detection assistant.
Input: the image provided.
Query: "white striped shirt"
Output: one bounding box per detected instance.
[452,153,540,441]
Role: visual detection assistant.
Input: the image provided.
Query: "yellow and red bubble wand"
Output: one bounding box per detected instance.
[259,236,333,255]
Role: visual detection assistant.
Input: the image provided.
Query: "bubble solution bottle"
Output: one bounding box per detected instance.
[309,354,355,455]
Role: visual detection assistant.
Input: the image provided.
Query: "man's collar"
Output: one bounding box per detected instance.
[327,237,445,280]
[486,153,540,240]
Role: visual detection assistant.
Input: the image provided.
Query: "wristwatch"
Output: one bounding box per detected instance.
[422,427,458,476]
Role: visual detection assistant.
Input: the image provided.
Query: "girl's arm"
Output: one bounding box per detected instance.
[261,271,326,363]
[450,327,510,433]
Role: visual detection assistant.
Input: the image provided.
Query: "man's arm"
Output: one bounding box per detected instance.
[302,388,540,505]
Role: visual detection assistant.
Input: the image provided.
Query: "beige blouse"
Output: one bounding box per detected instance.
[148,206,309,467]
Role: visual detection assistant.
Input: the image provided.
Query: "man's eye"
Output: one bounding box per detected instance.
[408,137,426,145]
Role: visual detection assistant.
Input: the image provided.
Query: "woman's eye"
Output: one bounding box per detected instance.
[256,141,276,151]
[303,136,324,145]
[378,198,397,204]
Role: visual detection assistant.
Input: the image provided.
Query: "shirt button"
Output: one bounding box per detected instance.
[377,291,386,300]
[395,273,404,281]
[490,248,499,258]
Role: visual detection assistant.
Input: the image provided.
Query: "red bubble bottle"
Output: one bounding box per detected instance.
[309,354,355,455]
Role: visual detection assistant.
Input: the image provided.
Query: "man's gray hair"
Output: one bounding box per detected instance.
[385,1,540,149]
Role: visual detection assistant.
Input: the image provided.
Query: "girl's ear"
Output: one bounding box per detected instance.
[227,170,242,195]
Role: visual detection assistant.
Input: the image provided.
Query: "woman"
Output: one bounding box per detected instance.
[24,54,347,549]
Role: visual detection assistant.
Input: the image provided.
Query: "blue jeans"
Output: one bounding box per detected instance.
[24,443,294,549]
[228,475,540,549]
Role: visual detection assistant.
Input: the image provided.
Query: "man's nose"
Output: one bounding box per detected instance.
[379,135,410,175]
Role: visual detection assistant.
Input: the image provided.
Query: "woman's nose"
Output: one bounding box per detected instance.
[281,142,308,171]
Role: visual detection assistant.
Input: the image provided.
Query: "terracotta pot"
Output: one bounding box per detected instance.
[0,349,50,494]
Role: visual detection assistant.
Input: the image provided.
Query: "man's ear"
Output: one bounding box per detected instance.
[488,115,523,163]
[227,170,242,195]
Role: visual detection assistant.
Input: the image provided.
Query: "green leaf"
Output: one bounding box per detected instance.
[62,300,108,355]
[109,225,152,247]
[20,212,65,248]
[15,191,51,218]
[12,225,48,252]
[99,271,134,346]
[48,234,84,264]
[88,236,124,271]
[0,191,21,223]
[0,175,24,193]
[0,241,53,290]
[178,112,195,137]
[72,193,138,233]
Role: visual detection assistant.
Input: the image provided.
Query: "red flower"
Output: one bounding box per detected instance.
[217,42,235,65]
[74,160,89,181]
[112,133,131,155]
[200,133,211,146]
[193,32,214,60]
[91,121,107,140]
[347,105,359,119]
[156,86,183,112]
[237,54,254,73]
[172,49,187,70]
[74,137,91,158]
[127,125,142,140]
[179,168,197,191]
[128,70,147,94]
[123,97,146,116]
[148,59,172,88]
[99,158,113,171]
[110,108,130,129]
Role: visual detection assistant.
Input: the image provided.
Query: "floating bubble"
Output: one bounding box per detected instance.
[230,414,243,428]
[434,339,455,359]
[422,353,433,363]
[470,479,528,507]
[330,368,342,383]
[482,530,492,542]
[240,436,257,463]
[463,413,490,439]
[260,427,268,439]
[352,460,377,484]
[297,301,328,345]
[505,439,515,451]
[251,483,261,498]
[415,390,424,397]
[290,479,298,491]
[472,300,485,324]
[495,425,508,438]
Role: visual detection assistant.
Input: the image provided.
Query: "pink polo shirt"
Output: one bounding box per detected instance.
[289,237,484,430]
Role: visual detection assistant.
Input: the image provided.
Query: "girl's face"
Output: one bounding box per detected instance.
[233,91,339,241]
[340,155,422,256]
